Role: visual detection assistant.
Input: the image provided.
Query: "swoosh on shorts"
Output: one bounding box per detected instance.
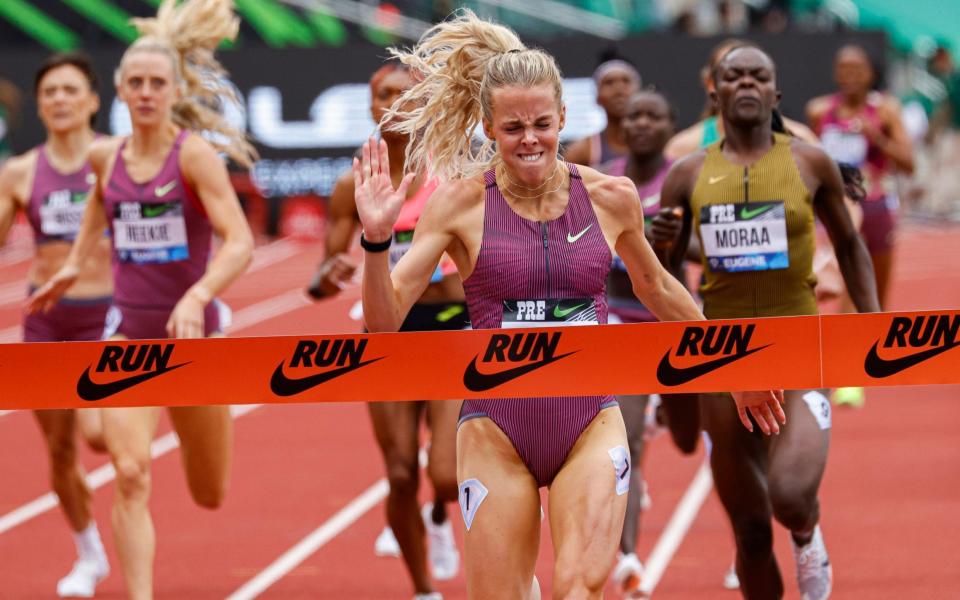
[76,363,190,401]
[656,344,771,386]
[739,204,774,220]
[463,351,577,392]
[863,340,960,378]
[270,357,384,397]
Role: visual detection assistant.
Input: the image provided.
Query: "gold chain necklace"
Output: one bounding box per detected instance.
[497,162,566,200]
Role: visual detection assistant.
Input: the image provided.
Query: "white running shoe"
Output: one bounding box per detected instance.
[793,526,832,600]
[722,562,740,590]
[56,557,109,598]
[413,593,442,600]
[639,479,652,511]
[374,525,401,558]
[612,552,644,596]
[421,503,460,581]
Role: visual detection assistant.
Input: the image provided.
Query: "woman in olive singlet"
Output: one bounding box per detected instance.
[653,46,879,600]
[665,39,819,161]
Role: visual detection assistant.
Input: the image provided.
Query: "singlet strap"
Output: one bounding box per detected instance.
[483,169,497,189]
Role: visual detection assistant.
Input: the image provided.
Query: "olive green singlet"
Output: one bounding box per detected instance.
[691,133,817,319]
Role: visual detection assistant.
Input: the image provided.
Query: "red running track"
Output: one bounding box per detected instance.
[0,222,958,599]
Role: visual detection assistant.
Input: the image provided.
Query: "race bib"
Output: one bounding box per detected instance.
[700,201,789,273]
[390,229,442,282]
[113,201,189,264]
[501,298,599,328]
[820,127,868,166]
[39,189,87,237]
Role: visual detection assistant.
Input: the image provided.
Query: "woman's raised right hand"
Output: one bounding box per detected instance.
[26,264,79,314]
[352,137,415,244]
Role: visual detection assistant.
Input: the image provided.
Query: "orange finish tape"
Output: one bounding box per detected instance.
[0,310,956,410]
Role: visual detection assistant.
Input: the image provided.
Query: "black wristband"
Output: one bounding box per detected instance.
[360,232,392,253]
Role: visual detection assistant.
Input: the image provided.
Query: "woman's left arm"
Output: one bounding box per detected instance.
[171,135,254,337]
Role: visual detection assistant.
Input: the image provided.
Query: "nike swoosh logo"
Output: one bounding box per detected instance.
[463,351,577,392]
[863,340,960,378]
[566,224,593,243]
[142,204,170,218]
[656,344,771,386]
[641,194,661,209]
[739,205,774,219]
[618,463,629,480]
[553,303,586,318]
[154,181,176,198]
[708,175,728,185]
[76,363,190,401]
[270,357,384,397]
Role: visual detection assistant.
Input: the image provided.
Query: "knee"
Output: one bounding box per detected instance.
[427,465,458,502]
[551,572,600,600]
[84,433,108,454]
[190,485,226,510]
[670,429,699,455]
[113,455,151,503]
[552,559,604,600]
[770,484,818,532]
[733,517,774,561]
[386,458,419,497]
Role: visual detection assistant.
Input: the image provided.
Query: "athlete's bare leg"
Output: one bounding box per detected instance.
[701,392,781,600]
[616,395,649,556]
[102,405,163,600]
[368,400,433,594]
[425,399,462,520]
[167,405,232,509]
[549,406,629,599]
[458,417,542,599]
[768,390,830,543]
[33,410,93,532]
[76,408,107,453]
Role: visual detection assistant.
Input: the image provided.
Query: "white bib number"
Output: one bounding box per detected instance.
[113,201,189,264]
[821,126,868,166]
[39,189,86,237]
[700,201,789,273]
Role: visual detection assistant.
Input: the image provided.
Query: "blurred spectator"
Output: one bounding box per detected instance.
[0,76,22,164]
[927,46,960,218]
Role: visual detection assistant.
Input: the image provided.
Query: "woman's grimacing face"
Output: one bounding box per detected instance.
[485,83,565,186]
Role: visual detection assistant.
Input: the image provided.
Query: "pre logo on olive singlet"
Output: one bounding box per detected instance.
[501,299,598,329]
[864,314,960,378]
[700,201,789,273]
[76,344,189,401]
[39,189,87,237]
[113,201,190,264]
[270,339,384,397]
[656,324,771,386]
[463,332,577,392]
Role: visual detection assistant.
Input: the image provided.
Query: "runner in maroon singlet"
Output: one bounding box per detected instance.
[29,1,255,597]
[351,11,784,598]
[0,51,111,599]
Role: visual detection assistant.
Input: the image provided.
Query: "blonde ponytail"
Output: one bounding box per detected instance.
[384,9,562,180]
[119,0,257,168]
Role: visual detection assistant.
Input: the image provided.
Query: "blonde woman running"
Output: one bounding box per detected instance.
[354,11,784,598]
[30,1,255,597]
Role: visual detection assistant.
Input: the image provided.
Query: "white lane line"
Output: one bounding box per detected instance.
[229,289,311,332]
[226,479,389,600]
[639,461,713,596]
[0,404,261,536]
[247,239,301,273]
